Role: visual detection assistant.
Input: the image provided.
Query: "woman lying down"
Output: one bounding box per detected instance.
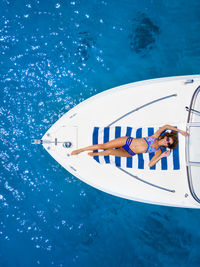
[71,125,188,167]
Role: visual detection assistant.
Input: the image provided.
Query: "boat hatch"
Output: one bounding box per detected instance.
[187,86,200,203]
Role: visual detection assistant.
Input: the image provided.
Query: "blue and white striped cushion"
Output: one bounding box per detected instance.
[92,126,180,170]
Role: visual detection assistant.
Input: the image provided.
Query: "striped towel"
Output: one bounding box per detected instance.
[92,126,180,170]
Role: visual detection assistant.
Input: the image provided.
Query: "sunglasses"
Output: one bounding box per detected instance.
[166,137,171,147]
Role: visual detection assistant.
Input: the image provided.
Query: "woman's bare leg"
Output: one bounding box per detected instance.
[71,137,127,155]
[88,148,132,157]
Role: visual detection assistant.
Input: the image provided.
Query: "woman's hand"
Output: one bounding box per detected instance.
[148,150,170,167]
[161,151,171,158]
[180,130,189,137]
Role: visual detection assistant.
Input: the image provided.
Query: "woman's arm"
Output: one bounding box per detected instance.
[153,124,189,138]
[148,149,170,167]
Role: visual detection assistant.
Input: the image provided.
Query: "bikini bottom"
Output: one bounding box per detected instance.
[122,137,136,156]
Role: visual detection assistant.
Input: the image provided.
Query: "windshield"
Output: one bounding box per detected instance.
[188,86,200,123]
[188,125,200,163]
[187,86,200,203]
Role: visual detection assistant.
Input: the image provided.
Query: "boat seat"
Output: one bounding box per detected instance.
[92,126,180,170]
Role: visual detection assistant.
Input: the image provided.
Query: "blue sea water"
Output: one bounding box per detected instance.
[1,0,200,266]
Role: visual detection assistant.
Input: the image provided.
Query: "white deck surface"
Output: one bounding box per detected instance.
[42,75,200,208]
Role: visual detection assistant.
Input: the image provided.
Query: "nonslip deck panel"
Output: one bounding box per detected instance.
[92,126,180,170]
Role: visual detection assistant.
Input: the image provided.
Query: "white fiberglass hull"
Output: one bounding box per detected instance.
[41,75,200,208]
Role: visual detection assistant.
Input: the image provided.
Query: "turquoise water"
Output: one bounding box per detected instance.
[1,0,200,266]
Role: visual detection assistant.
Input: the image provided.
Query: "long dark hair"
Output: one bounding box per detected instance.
[159,131,178,150]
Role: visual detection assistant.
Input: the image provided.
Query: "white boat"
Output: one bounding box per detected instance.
[34,75,200,208]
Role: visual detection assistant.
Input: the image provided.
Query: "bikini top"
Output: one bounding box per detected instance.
[144,137,160,153]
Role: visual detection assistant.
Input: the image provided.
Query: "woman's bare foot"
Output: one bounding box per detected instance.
[71,149,84,155]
